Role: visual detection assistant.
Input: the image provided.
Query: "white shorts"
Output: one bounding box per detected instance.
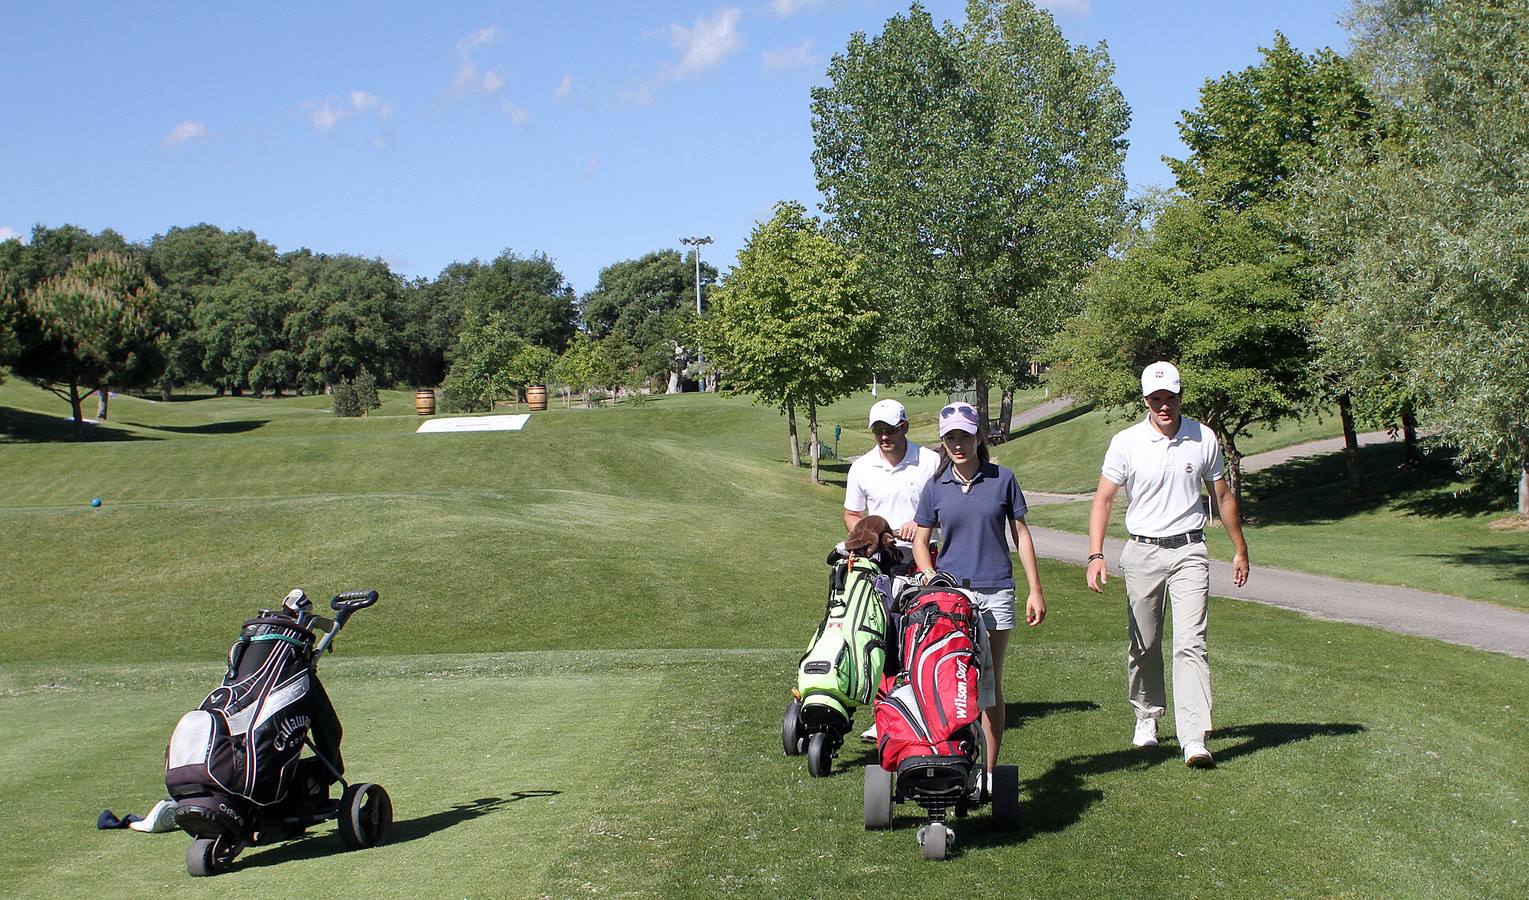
[969,586,1017,631]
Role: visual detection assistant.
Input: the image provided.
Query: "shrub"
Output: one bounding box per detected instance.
[331,381,362,417]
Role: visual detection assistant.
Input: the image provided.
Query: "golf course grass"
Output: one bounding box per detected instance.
[1,382,1525,896]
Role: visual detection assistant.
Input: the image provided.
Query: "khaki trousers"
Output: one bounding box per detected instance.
[1121,539,1212,743]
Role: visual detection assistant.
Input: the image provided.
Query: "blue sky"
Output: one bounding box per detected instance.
[1,1,1349,295]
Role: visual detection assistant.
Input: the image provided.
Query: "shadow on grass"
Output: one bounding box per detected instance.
[957,720,1366,851]
[0,406,153,443]
[1010,403,1094,440]
[144,419,269,435]
[1422,545,1529,584]
[234,791,562,870]
[1242,444,1511,525]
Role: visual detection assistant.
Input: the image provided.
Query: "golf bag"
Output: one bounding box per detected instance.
[874,581,983,771]
[165,610,343,831]
[795,548,894,728]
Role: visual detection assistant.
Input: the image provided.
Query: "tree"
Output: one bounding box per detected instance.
[439,311,526,413]
[1170,34,1393,495]
[463,250,578,354]
[581,250,716,393]
[550,333,600,408]
[192,263,298,397]
[283,251,411,392]
[401,261,478,389]
[6,251,166,437]
[704,202,876,484]
[811,0,1128,421]
[1321,0,1529,513]
[147,223,281,396]
[1049,199,1308,499]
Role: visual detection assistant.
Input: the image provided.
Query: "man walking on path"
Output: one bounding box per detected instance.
[844,398,940,741]
[1086,362,1250,768]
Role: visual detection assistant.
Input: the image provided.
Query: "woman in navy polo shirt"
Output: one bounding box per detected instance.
[911,401,1047,786]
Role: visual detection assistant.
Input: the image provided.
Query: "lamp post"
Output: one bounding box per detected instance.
[680,235,713,391]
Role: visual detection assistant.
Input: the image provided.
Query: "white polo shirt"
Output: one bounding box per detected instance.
[844,441,941,533]
[1101,416,1225,538]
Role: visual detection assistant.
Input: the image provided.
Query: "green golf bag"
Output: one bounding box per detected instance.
[783,549,892,776]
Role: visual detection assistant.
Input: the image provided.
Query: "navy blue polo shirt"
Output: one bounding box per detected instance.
[914,462,1028,589]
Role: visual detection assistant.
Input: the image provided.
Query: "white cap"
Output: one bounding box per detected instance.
[868,399,907,428]
[1141,361,1181,396]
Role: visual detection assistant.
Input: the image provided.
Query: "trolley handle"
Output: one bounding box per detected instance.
[330,589,379,612]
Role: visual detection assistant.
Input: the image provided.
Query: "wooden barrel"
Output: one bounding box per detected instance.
[527,385,548,412]
[415,388,436,416]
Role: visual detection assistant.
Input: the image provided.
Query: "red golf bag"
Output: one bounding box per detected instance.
[874,583,983,771]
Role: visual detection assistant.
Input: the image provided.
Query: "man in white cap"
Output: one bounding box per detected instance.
[1085,361,1249,768]
[844,398,940,741]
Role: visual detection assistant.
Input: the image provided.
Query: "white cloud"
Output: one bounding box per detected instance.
[0,226,20,243]
[628,7,743,104]
[304,90,394,143]
[452,26,507,96]
[502,101,530,126]
[1035,0,1091,15]
[762,38,815,72]
[306,98,348,131]
[668,7,743,79]
[457,25,502,54]
[161,120,209,148]
[766,0,825,17]
[554,73,574,101]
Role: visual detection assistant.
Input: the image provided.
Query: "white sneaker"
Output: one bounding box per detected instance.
[1132,718,1159,748]
[860,723,878,743]
[1183,737,1214,768]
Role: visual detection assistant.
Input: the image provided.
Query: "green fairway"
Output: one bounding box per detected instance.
[2,382,1526,896]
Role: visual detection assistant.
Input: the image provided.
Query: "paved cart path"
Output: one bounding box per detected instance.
[1005,424,1528,660]
[1025,526,1529,661]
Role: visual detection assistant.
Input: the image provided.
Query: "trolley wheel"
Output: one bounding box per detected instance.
[921,822,950,861]
[806,732,832,777]
[782,698,806,756]
[863,765,893,829]
[187,836,234,877]
[992,765,1020,829]
[338,783,394,849]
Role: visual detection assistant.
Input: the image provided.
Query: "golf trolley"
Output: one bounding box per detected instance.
[782,549,895,777]
[862,754,1019,861]
[860,576,1019,860]
[166,588,393,876]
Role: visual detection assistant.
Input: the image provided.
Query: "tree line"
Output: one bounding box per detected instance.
[0,224,716,435]
[699,0,1527,513]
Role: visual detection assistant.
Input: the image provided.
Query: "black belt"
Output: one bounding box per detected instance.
[1130,530,1205,549]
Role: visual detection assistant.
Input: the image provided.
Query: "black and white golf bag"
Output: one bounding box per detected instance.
[165,610,343,835]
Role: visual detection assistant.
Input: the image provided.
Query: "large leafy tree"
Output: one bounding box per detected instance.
[1319,0,1529,513]
[580,249,715,393]
[283,251,412,392]
[1049,200,1308,498]
[147,224,281,396]
[192,263,300,397]
[400,260,477,388]
[1168,33,1391,495]
[704,202,875,483]
[462,250,578,355]
[811,0,1128,420]
[6,251,166,436]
